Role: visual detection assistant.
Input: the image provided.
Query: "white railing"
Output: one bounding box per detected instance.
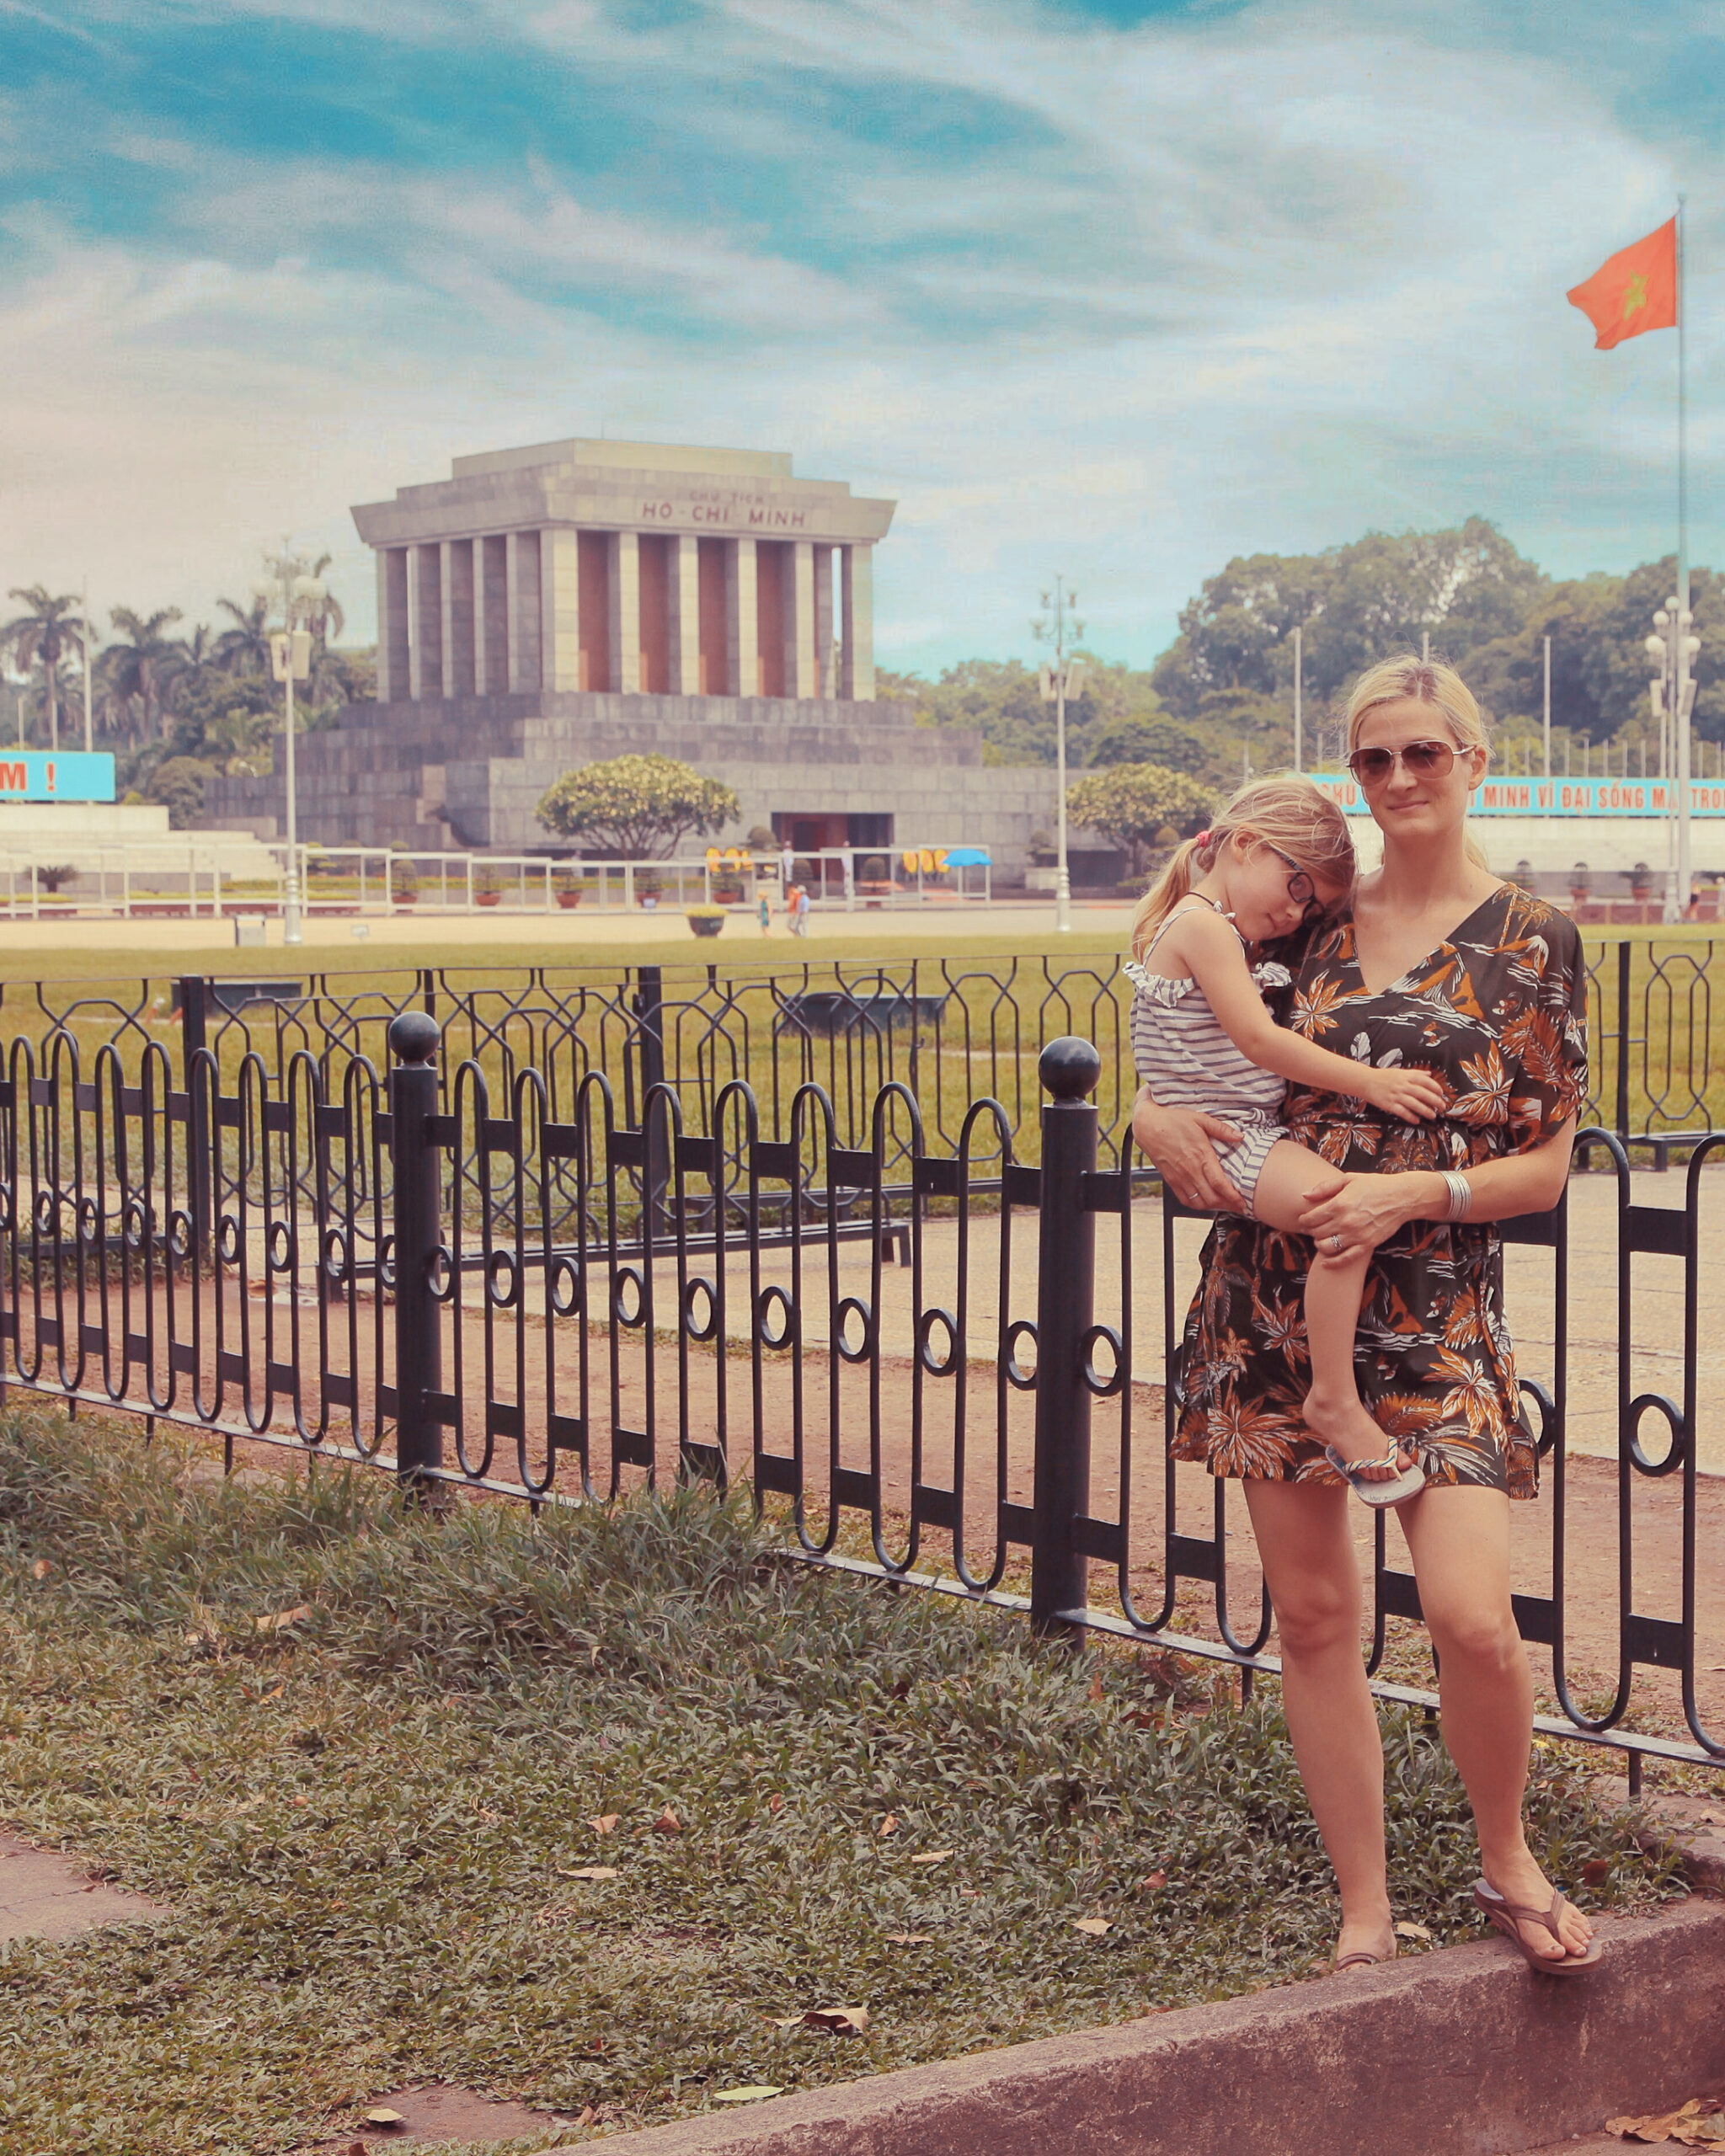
[0,842,995,921]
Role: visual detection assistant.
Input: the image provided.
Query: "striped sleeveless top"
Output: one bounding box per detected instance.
[1124,896,1293,1120]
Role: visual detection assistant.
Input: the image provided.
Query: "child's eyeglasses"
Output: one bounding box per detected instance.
[1345,739,1457,786]
[1265,844,1325,924]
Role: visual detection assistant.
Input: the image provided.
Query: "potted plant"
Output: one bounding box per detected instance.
[637,868,662,911]
[475,866,505,908]
[1567,862,1592,909]
[686,904,725,939]
[391,857,419,907]
[1629,860,1655,904]
[553,867,583,910]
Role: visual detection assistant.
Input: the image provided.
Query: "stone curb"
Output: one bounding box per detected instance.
[558,1898,1725,2156]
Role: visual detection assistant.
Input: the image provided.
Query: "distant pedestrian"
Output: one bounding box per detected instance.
[757,887,772,936]
[780,841,795,889]
[795,884,813,936]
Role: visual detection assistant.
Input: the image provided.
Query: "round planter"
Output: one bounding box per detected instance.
[476,892,502,908]
[688,914,724,938]
[393,891,419,906]
[555,892,582,910]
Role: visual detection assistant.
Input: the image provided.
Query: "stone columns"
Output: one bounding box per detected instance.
[476,535,506,696]
[788,540,816,699]
[841,544,874,702]
[443,539,474,698]
[409,544,442,700]
[541,528,582,691]
[610,530,641,693]
[505,531,542,691]
[669,535,700,695]
[813,544,835,700]
[726,537,759,697]
[377,548,409,705]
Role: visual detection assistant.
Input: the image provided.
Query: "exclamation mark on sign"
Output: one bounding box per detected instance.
[46,763,56,792]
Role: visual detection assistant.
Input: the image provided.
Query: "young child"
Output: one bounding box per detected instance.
[1127,774,1443,1508]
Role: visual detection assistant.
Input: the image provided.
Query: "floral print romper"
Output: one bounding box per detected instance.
[1169,886,1589,1498]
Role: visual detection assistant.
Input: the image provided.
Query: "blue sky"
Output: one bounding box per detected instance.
[3,0,1722,675]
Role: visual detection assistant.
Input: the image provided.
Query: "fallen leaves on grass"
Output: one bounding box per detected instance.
[908,1849,952,1866]
[1582,1858,1612,1885]
[714,2087,783,2104]
[885,1934,933,1945]
[587,1814,620,1836]
[653,1806,682,1836]
[1073,1918,1111,1937]
[1139,1870,1167,1892]
[361,2107,405,2127]
[1393,1921,1433,1942]
[1605,2096,1725,2143]
[803,2006,868,2035]
[254,1605,313,1635]
[877,1813,898,1836]
[29,1558,52,1581]
[556,1866,619,1881]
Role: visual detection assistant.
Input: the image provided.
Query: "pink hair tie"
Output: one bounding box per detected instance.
[1194,829,1211,847]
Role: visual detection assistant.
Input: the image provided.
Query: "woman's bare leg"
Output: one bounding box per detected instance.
[1249,1143,1407,1479]
[1242,1477,1395,1962]
[1397,1484,1594,1962]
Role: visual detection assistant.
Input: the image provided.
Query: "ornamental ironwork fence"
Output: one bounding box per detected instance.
[0,1011,1719,1777]
[7,936,1725,1163]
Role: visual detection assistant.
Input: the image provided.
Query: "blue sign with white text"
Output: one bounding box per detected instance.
[0,752,116,803]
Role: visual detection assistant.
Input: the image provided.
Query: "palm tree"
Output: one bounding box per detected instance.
[213,595,271,676]
[166,624,222,714]
[102,606,184,742]
[0,587,87,751]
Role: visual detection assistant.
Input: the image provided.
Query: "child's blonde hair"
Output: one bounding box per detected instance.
[1130,772,1356,959]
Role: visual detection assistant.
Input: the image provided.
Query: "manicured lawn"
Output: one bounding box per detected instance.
[0,1413,1680,2154]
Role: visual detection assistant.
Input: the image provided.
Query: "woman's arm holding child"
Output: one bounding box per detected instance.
[1174,910,1445,1124]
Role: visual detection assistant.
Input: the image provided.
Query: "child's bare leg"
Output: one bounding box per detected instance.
[1247,1142,1409,1481]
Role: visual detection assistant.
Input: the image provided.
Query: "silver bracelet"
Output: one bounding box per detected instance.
[1441,1169,1472,1222]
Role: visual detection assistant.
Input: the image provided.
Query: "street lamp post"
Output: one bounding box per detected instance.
[1646,596,1701,922]
[1036,578,1085,935]
[254,554,326,947]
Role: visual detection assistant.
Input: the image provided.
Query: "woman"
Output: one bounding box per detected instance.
[1133,656,1596,1973]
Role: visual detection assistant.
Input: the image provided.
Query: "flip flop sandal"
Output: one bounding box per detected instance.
[1323,1444,1426,1509]
[1473,1880,1603,1975]
[1331,1944,1397,1972]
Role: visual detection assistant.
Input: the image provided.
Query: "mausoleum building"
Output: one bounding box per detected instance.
[203,439,1055,872]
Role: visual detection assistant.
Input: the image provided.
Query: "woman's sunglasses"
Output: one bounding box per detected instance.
[1345,739,1458,786]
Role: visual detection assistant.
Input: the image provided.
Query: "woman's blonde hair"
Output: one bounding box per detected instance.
[1130,772,1356,958]
[1344,654,1493,868]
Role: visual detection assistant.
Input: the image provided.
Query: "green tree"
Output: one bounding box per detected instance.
[214,594,272,677]
[1154,520,1547,718]
[0,586,88,750]
[1087,711,1212,772]
[101,606,185,744]
[536,754,740,858]
[167,672,278,771]
[1066,763,1218,874]
[146,755,214,829]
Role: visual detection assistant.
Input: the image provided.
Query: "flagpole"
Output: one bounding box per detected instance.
[1676,191,1692,918]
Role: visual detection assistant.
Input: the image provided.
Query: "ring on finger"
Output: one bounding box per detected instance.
[1329,1232,1343,1253]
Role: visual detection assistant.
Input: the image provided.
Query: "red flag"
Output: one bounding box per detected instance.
[1567,218,1677,350]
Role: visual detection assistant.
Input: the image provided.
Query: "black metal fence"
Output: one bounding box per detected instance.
[8,933,1725,1166]
[1,1010,1719,1777]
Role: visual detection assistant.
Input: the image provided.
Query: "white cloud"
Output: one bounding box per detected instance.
[1,0,1722,677]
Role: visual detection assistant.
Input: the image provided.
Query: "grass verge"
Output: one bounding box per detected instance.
[0,1411,1685,2154]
